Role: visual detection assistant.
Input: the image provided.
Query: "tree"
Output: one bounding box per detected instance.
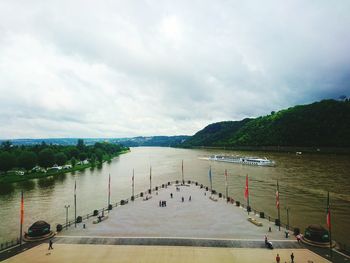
[77,139,85,151]
[71,157,77,167]
[0,152,16,172]
[1,141,12,151]
[78,152,87,161]
[17,151,37,171]
[55,152,67,166]
[38,148,55,168]
[95,149,104,164]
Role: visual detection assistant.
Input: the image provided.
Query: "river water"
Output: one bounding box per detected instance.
[0,147,349,246]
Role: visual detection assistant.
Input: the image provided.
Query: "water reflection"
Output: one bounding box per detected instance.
[37,177,55,188]
[0,183,14,195]
[17,180,36,191]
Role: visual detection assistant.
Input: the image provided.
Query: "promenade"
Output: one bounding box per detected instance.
[1,183,346,262]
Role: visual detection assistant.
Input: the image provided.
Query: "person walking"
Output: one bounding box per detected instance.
[189,196,191,201]
[275,253,280,263]
[48,239,53,250]
[290,252,294,263]
[181,196,184,202]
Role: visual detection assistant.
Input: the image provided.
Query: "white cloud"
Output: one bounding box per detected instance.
[0,0,349,138]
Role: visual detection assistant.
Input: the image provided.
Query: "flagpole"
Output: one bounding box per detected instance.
[132,169,135,201]
[74,180,77,228]
[19,191,23,246]
[245,175,249,214]
[149,166,152,194]
[327,191,332,259]
[277,180,281,231]
[209,166,212,193]
[108,173,111,211]
[225,169,228,202]
[182,160,184,184]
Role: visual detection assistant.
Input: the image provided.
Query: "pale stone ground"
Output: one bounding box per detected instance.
[3,244,330,263]
[62,184,292,240]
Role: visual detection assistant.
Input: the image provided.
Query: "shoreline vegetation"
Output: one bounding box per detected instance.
[0,140,129,184]
[178,99,350,153]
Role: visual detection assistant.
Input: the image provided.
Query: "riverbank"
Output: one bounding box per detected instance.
[0,149,130,184]
[182,145,350,154]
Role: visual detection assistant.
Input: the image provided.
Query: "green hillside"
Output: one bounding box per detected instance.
[181,99,350,147]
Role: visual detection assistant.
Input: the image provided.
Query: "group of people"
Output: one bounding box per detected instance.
[275,252,294,263]
[181,196,191,202]
[159,200,167,207]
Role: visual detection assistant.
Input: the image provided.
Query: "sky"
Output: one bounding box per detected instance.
[0,1,349,139]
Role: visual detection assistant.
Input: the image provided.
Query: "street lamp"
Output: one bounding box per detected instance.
[64,205,70,229]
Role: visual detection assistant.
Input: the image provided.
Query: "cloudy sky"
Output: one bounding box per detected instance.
[0,1,349,139]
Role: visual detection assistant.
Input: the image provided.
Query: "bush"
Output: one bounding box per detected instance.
[120,200,125,205]
[236,201,240,206]
[56,224,63,232]
[93,210,98,216]
[131,196,135,201]
[140,192,144,197]
[108,204,112,210]
[260,212,265,218]
[247,206,251,212]
[76,216,82,223]
[218,193,222,198]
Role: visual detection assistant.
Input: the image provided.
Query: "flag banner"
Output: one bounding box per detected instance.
[244,175,249,199]
[208,167,212,182]
[276,180,280,208]
[326,192,331,229]
[20,191,24,225]
[108,174,111,197]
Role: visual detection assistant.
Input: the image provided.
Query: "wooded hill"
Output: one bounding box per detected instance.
[181,99,350,148]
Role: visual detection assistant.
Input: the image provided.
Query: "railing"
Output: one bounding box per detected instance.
[0,238,20,252]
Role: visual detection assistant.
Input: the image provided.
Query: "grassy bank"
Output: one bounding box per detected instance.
[0,149,130,184]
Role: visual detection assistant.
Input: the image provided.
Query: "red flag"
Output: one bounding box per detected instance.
[276,180,280,208]
[108,174,111,197]
[244,175,249,199]
[326,192,331,229]
[20,191,24,225]
[276,190,280,208]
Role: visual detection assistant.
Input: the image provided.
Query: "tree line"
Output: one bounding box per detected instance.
[181,99,350,148]
[0,139,128,173]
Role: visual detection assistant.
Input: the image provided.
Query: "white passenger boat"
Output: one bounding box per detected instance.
[206,155,275,167]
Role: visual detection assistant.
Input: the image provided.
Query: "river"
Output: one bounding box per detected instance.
[0,147,349,247]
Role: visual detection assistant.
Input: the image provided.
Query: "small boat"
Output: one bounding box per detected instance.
[205,155,275,167]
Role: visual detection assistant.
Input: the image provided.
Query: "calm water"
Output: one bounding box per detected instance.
[0,147,349,246]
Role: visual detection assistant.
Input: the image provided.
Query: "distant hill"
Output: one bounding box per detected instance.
[117,136,189,147]
[181,99,350,148]
[1,136,189,147]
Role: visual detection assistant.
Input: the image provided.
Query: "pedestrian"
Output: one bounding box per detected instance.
[170,193,173,198]
[264,235,268,244]
[296,234,301,244]
[159,200,161,207]
[285,230,289,238]
[48,239,53,250]
[182,196,184,202]
[290,252,294,263]
[275,253,280,263]
[268,227,272,232]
